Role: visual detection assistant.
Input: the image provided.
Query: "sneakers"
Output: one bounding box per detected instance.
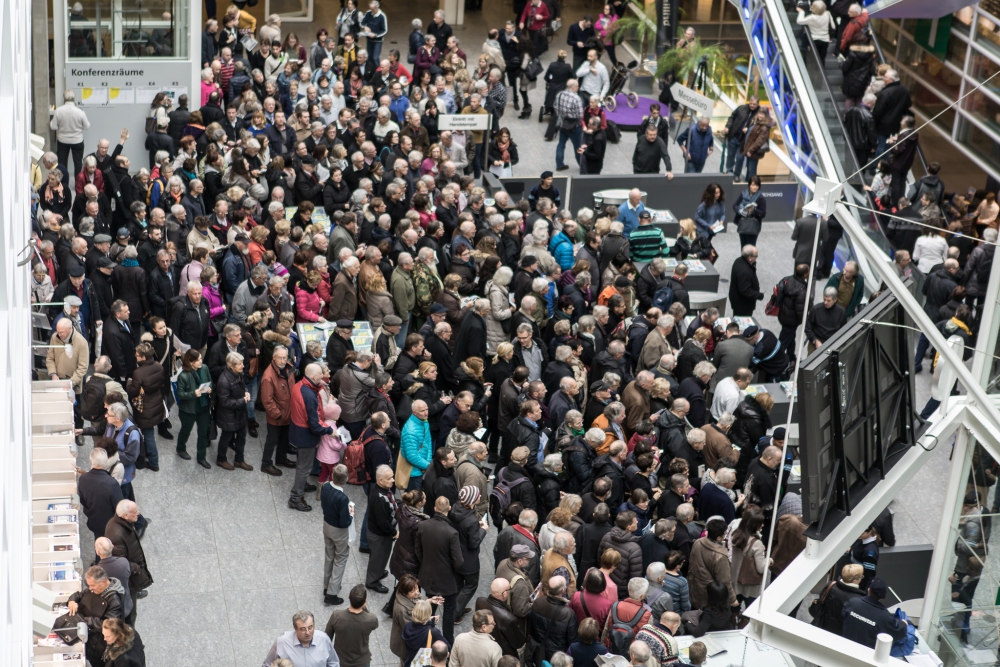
[288,497,312,512]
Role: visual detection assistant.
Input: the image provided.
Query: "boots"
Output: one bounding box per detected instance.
[513,95,520,111]
[518,105,533,119]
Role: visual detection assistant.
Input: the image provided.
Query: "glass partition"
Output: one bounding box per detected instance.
[66,0,188,59]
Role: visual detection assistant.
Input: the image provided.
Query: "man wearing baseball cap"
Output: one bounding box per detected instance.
[496,544,536,633]
[451,486,487,624]
[840,576,911,649]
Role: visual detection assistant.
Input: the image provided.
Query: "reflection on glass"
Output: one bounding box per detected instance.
[976,13,1000,57]
[67,0,188,59]
[959,117,1000,175]
[954,6,974,28]
[897,35,962,100]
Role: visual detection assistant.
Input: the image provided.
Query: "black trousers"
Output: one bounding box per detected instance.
[262,422,290,466]
[820,226,844,278]
[57,141,85,176]
[217,426,247,463]
[430,591,458,644]
[778,324,798,370]
[366,530,393,585]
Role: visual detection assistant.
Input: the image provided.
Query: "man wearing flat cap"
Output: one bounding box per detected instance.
[86,233,113,275]
[326,319,356,377]
[52,263,102,348]
[418,303,449,341]
[89,256,116,322]
[743,325,788,383]
[373,314,402,371]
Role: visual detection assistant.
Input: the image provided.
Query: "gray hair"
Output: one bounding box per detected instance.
[551,653,572,667]
[741,244,757,258]
[862,92,877,107]
[90,447,109,469]
[553,531,574,552]
[342,256,360,269]
[630,642,651,663]
[474,298,491,314]
[715,468,736,485]
[518,509,538,528]
[823,286,839,298]
[687,428,706,444]
[555,345,572,362]
[647,562,666,581]
[543,453,563,472]
[516,323,534,335]
[226,352,244,367]
[693,361,716,378]
[412,18,422,28]
[107,403,130,422]
[559,377,577,392]
[718,411,735,427]
[628,577,650,600]
[292,611,314,628]
[85,565,109,584]
[885,68,899,82]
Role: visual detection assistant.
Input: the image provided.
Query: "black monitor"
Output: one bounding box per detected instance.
[798,288,919,540]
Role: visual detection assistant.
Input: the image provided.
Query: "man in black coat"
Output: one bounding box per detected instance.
[52,266,102,342]
[575,502,613,573]
[475,579,527,656]
[104,500,154,595]
[144,117,175,169]
[325,321,356,376]
[841,578,910,649]
[89,258,116,321]
[102,301,137,382]
[67,565,125,666]
[871,72,912,152]
[103,132,135,233]
[78,446,124,539]
[414,496,465,643]
[729,245,763,316]
[147,251,176,320]
[423,448,460,515]
[294,157,325,206]
[844,94,876,176]
[776,263,810,368]
[450,486,487,623]
[366,465,398,593]
[590,340,631,386]
[530,577,579,661]
[167,95,191,144]
[506,408,543,477]
[805,288,848,351]
[199,92,225,126]
[265,110,298,157]
[452,300,490,366]
[426,323,458,392]
[169,284,211,353]
[592,441,627,516]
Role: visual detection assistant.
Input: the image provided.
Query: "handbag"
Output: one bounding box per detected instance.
[525,58,544,82]
[412,630,434,667]
[395,455,414,490]
[808,580,837,627]
[737,538,764,585]
[210,312,228,335]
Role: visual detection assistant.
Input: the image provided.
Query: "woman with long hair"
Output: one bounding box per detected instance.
[390,491,430,580]
[695,182,726,239]
[101,618,145,667]
[730,507,767,609]
[733,174,766,248]
[488,126,519,177]
[671,218,714,260]
[282,31,308,63]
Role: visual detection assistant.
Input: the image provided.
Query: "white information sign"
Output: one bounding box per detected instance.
[438,114,492,131]
[670,83,714,117]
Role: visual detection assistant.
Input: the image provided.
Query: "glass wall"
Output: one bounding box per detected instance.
[875,6,1000,182]
[927,441,1000,666]
[67,0,188,59]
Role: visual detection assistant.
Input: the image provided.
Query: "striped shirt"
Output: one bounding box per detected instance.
[629,225,668,262]
[660,573,691,612]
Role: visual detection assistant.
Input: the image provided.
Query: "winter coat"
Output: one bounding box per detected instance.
[168,295,210,351]
[450,504,487,575]
[176,366,212,415]
[563,436,597,494]
[777,274,810,329]
[339,364,376,423]
[731,535,767,598]
[414,513,465,595]
[791,216,829,267]
[486,281,513,353]
[78,468,124,537]
[728,255,762,317]
[508,416,544,476]
[826,272,867,318]
[872,81,912,136]
[422,459,460,515]
[391,505,429,578]
[742,121,770,160]
[732,190,767,236]
[476,595,526,656]
[402,621,448,667]
[841,44,876,98]
[125,359,166,428]
[401,415,433,477]
[844,104,877,156]
[104,515,153,591]
[732,395,771,488]
[813,580,866,635]
[598,526,644,598]
[687,537,738,609]
[366,289,395,332]
[215,367,248,432]
[531,595,579,662]
[329,270,359,321]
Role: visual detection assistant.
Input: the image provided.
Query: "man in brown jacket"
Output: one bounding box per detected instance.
[540,531,578,598]
[621,371,654,439]
[637,317,675,372]
[260,344,296,475]
[496,544,535,635]
[330,256,361,321]
[46,319,90,427]
[702,414,735,469]
[687,518,738,609]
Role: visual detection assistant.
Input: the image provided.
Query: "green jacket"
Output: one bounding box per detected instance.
[177,366,212,414]
[825,272,866,318]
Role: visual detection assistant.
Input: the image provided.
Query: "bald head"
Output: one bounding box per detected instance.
[490,578,511,597]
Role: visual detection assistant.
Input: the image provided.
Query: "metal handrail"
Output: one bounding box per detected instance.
[870,32,930,174]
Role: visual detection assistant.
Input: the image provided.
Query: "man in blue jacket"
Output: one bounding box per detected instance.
[360,1,389,63]
[220,234,251,304]
[677,117,715,173]
[841,577,910,648]
[616,189,647,238]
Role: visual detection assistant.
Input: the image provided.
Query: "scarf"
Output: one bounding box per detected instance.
[45,180,64,203]
[497,138,511,163]
[121,258,139,267]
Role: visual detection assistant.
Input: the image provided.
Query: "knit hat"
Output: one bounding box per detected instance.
[458,486,481,508]
[614,276,632,289]
[521,255,538,268]
[772,427,787,442]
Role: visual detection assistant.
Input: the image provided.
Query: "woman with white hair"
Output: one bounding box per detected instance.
[485,265,514,353]
[796,0,835,61]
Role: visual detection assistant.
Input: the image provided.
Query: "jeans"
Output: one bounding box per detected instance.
[140,428,159,468]
[875,134,890,164]
[914,333,931,370]
[56,141,85,177]
[406,475,424,491]
[556,126,583,169]
[323,522,351,595]
[368,40,383,64]
[291,445,317,499]
[684,160,705,173]
[262,422,290,466]
[745,157,760,180]
[360,481,372,550]
[217,426,247,463]
[245,375,259,421]
[473,143,484,178]
[726,136,746,177]
[177,410,210,460]
[455,569,480,616]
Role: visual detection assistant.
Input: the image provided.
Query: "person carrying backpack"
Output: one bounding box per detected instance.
[601,578,652,655]
[773,263,810,370]
[838,4,871,53]
[79,357,126,426]
[489,446,536,528]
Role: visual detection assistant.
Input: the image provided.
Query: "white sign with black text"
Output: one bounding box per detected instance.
[670,83,714,117]
[438,114,493,131]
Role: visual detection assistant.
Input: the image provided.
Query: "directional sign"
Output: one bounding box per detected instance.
[670,82,714,117]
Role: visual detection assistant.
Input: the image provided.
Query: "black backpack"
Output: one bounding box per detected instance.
[489,467,530,527]
[607,601,648,656]
[651,283,674,311]
[80,375,110,422]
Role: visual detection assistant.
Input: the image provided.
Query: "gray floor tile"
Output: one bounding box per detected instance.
[149,553,225,596]
[207,479,279,515]
[144,631,236,667]
[138,483,212,521]
[135,591,230,638]
[220,550,296,590]
[231,630,283,667]
[225,586,302,633]
[213,514,288,553]
[131,459,211,489]
[142,517,218,559]
[285,547,328,587]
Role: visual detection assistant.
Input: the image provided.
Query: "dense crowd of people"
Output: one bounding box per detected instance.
[37,0,989,665]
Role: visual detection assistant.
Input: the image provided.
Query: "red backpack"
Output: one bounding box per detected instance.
[344,433,377,485]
